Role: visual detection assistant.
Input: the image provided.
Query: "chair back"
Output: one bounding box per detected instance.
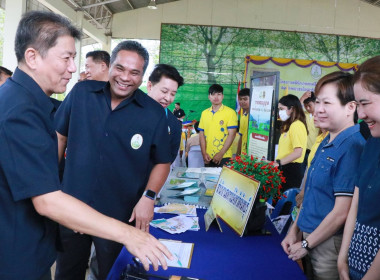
[188,145,204,168]
[271,188,300,219]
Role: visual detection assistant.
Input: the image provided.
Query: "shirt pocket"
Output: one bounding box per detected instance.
[310,159,335,188]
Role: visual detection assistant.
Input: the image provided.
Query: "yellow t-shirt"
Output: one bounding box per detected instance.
[199,105,238,159]
[276,120,307,163]
[305,113,319,150]
[179,131,186,151]
[307,131,329,167]
[238,112,249,154]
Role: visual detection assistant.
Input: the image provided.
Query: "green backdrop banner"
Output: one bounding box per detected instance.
[160,24,380,121]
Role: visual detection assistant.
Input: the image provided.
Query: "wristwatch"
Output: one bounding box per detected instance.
[143,190,157,200]
[276,159,282,169]
[301,239,311,251]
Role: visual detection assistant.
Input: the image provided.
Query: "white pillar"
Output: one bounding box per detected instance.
[102,36,112,54]
[3,0,26,71]
[65,10,83,95]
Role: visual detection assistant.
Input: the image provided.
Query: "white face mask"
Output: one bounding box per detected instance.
[279,109,290,121]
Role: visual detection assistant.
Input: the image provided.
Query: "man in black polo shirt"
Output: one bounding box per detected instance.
[85,50,110,82]
[0,11,171,280]
[55,41,172,279]
[147,64,184,163]
[173,102,186,121]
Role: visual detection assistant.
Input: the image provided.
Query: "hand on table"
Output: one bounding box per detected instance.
[288,241,308,261]
[129,196,155,233]
[123,226,173,271]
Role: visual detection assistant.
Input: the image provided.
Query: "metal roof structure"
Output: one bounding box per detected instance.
[13,0,380,45]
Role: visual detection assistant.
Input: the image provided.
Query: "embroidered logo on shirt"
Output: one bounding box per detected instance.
[131,134,143,149]
[220,120,224,126]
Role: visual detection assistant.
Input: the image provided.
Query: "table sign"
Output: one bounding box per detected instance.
[207,166,260,237]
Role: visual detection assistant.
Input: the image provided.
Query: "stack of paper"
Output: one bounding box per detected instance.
[154,203,197,216]
[150,215,199,234]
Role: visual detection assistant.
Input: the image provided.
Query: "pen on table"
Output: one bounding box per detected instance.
[174,253,183,267]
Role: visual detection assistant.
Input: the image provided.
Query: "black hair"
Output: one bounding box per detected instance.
[353,55,380,96]
[238,88,250,97]
[315,71,354,106]
[303,91,316,105]
[15,11,81,63]
[315,71,357,122]
[86,50,110,67]
[0,66,13,76]
[279,94,308,134]
[149,64,184,87]
[175,102,180,106]
[208,84,223,95]
[110,40,149,73]
[194,121,200,133]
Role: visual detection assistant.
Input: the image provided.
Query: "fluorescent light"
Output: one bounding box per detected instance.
[147,0,157,9]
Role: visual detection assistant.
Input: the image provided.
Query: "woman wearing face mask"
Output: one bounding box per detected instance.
[274,94,308,191]
[338,56,380,280]
[281,72,366,280]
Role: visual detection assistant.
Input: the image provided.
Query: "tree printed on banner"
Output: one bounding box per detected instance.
[161,24,380,121]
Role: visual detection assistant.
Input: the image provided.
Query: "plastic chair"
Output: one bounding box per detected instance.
[187,145,204,168]
[271,188,300,219]
[270,188,300,234]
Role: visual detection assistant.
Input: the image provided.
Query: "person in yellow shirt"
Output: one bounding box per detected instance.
[300,91,319,173]
[237,88,250,155]
[274,94,308,191]
[199,84,238,167]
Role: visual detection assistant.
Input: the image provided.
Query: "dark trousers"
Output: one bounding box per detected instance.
[281,162,303,191]
[55,225,122,280]
[205,157,230,168]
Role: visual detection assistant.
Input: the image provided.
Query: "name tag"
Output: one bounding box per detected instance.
[326,156,335,162]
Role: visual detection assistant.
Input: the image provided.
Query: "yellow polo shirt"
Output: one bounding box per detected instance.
[239,112,249,154]
[305,113,318,150]
[199,105,238,159]
[307,131,329,167]
[276,120,307,163]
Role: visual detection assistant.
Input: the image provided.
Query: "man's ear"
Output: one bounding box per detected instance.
[347,101,357,116]
[147,81,152,93]
[24,48,39,70]
[101,62,108,72]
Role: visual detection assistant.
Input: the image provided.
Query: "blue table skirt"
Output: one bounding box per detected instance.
[107,210,306,280]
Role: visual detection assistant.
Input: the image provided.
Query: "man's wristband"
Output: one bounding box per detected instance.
[276,159,282,169]
[143,190,157,200]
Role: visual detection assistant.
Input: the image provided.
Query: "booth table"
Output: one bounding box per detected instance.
[107,168,306,280]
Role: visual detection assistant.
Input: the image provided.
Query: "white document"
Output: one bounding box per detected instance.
[159,239,194,268]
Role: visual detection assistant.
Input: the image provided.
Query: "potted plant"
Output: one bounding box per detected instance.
[227,154,286,235]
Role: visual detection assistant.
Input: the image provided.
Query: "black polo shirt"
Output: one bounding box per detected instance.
[0,68,60,279]
[55,81,171,221]
[167,110,182,162]
[173,108,185,119]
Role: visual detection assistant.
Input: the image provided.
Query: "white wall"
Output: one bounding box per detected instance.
[112,0,380,40]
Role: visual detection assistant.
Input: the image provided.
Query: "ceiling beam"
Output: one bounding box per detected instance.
[124,0,134,9]
[37,0,108,44]
[82,0,120,9]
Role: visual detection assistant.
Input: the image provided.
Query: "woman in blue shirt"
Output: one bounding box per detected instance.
[281,71,366,279]
[338,56,380,280]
